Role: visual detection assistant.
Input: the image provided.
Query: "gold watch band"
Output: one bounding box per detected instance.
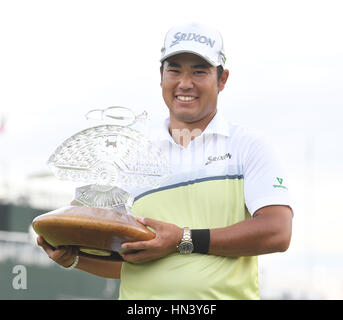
[182,227,192,241]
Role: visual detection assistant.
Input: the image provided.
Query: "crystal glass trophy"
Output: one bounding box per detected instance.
[32,107,170,258]
[48,106,170,213]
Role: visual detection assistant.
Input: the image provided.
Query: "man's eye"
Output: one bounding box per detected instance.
[194,70,206,75]
[168,69,180,73]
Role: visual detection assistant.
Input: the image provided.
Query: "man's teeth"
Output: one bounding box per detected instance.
[176,96,196,101]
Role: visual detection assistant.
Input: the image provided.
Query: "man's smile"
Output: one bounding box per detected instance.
[175,95,198,103]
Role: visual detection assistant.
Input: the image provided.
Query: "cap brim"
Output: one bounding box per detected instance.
[160,49,220,67]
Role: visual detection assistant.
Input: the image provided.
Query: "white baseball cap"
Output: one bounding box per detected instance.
[160,22,226,67]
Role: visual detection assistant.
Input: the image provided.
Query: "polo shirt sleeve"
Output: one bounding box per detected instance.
[242,133,292,215]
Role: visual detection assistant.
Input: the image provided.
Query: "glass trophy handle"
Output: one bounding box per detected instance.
[85,106,147,127]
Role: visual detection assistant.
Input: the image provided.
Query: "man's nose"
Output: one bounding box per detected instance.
[178,72,194,90]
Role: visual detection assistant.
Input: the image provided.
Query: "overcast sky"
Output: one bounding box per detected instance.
[1,0,342,180]
[1,0,342,179]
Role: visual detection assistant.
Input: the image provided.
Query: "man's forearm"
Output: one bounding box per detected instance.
[76,255,122,279]
[208,205,293,257]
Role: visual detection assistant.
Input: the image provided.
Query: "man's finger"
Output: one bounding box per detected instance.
[137,216,160,230]
[37,236,54,249]
[37,236,56,255]
[121,250,151,264]
[122,240,153,251]
[52,246,71,260]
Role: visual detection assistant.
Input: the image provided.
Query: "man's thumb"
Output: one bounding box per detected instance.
[137,216,159,228]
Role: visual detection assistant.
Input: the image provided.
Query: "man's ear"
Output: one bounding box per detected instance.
[218,69,229,92]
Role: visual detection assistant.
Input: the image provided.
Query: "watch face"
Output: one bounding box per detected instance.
[178,241,194,254]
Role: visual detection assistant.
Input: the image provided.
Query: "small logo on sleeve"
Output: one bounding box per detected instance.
[273,177,288,189]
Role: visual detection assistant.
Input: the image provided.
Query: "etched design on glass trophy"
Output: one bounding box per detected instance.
[47,106,171,214]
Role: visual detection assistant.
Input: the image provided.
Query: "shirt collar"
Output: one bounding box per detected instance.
[202,108,230,137]
[157,108,230,143]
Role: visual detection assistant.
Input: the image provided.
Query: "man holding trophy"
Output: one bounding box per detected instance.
[37,22,293,300]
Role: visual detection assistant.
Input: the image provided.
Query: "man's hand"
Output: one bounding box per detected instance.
[120,217,183,264]
[37,235,78,268]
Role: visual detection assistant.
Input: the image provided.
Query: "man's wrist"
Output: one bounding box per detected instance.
[64,255,79,269]
[177,227,194,254]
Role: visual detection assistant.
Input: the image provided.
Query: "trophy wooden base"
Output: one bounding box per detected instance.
[32,206,155,260]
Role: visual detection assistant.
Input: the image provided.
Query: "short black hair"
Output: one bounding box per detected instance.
[216,65,224,83]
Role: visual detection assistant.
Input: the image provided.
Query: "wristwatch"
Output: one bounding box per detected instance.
[177,227,194,254]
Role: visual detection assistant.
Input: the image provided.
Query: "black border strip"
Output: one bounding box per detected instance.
[134,174,244,202]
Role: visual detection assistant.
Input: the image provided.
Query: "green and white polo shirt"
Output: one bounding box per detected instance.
[119,108,291,300]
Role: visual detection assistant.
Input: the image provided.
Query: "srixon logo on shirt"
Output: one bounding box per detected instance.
[205,152,232,165]
[170,32,216,48]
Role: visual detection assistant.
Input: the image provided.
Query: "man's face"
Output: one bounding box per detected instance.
[160,53,228,126]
